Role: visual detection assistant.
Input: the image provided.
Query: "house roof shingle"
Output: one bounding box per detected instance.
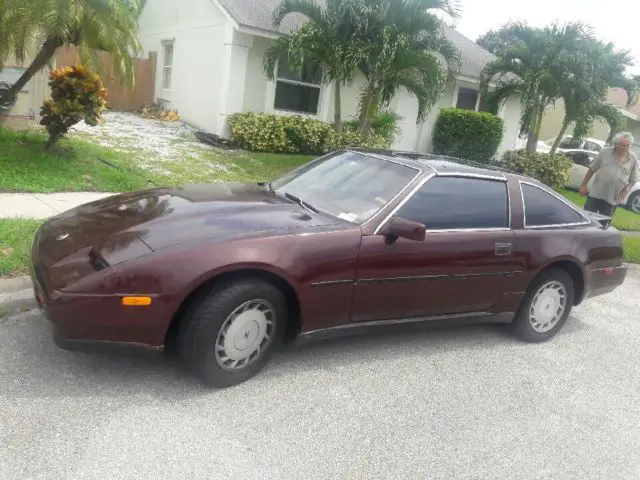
[217,0,496,79]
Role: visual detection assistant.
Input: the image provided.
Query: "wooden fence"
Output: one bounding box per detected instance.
[55,46,157,112]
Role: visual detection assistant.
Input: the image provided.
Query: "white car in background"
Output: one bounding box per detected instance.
[563,150,640,214]
[537,136,606,154]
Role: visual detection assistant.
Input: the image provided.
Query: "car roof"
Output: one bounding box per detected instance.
[349,148,508,180]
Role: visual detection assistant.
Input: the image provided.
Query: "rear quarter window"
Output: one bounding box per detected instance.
[521,183,586,227]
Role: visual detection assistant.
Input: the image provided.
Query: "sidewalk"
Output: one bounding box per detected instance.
[0,192,116,219]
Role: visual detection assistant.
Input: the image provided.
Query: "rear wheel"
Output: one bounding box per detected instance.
[627,191,640,214]
[512,268,574,342]
[177,279,287,388]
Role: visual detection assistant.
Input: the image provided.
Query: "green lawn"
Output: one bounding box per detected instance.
[559,188,640,232]
[0,128,150,193]
[624,237,640,264]
[0,219,42,277]
[142,151,313,186]
[0,127,313,193]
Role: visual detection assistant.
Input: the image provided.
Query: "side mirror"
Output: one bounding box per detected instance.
[382,217,426,243]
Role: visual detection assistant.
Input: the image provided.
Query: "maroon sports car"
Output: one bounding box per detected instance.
[30,149,627,387]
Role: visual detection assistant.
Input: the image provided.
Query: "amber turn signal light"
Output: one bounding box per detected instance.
[121,296,152,306]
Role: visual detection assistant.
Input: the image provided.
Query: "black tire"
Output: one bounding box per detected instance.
[512,267,575,343]
[627,191,640,215]
[176,279,288,388]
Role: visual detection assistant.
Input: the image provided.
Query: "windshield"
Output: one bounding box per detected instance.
[559,137,583,149]
[271,151,418,223]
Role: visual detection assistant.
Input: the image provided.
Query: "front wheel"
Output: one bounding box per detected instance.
[177,279,288,388]
[627,191,640,215]
[512,268,575,343]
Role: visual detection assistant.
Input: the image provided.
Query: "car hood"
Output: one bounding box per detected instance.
[43,183,345,255]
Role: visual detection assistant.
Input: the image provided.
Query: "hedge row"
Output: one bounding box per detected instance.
[432,108,504,163]
[227,113,392,154]
[495,150,573,190]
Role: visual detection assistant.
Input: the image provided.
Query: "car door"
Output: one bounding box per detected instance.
[350,175,520,323]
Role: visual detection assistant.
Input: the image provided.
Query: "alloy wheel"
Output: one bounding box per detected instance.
[214,299,276,371]
[528,281,567,333]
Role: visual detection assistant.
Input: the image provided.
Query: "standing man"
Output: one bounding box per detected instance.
[579,132,638,216]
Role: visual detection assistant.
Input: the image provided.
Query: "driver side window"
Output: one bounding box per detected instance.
[584,141,602,152]
[396,176,509,230]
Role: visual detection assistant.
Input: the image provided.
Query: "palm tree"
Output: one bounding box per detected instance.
[549,38,636,153]
[353,0,460,136]
[263,0,364,132]
[573,103,625,146]
[0,0,15,71]
[0,0,144,105]
[479,22,588,153]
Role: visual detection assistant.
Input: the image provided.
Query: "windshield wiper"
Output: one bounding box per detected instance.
[281,191,319,214]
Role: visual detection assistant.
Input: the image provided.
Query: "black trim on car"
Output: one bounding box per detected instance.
[293,311,516,346]
[310,271,522,287]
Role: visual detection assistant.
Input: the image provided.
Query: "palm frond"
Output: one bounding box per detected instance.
[272,0,327,28]
[1,0,142,87]
[592,102,624,133]
[263,36,292,80]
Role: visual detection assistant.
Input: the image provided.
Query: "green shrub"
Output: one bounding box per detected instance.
[432,108,504,163]
[227,112,391,154]
[370,109,402,143]
[227,112,295,153]
[496,149,573,190]
[326,127,390,150]
[343,109,401,145]
[40,65,107,149]
[283,117,334,154]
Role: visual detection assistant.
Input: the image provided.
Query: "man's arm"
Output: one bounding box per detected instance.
[579,152,603,196]
[579,170,595,196]
[617,157,638,202]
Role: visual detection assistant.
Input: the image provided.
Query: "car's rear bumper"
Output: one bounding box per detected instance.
[584,264,628,300]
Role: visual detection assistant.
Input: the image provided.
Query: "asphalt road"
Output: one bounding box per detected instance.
[1,269,639,480]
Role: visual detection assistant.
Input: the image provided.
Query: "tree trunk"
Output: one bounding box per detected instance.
[358,84,382,138]
[550,118,570,154]
[534,103,545,138]
[358,79,376,136]
[45,133,62,150]
[334,79,342,133]
[0,37,62,104]
[525,102,546,153]
[525,131,538,153]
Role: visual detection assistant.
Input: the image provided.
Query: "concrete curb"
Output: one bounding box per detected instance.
[0,276,36,317]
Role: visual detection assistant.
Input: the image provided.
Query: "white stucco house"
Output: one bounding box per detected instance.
[137,0,523,154]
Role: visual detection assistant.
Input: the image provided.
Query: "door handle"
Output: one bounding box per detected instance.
[494,243,512,256]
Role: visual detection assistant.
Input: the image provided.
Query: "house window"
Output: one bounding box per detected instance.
[0,66,30,92]
[478,95,497,114]
[274,55,321,115]
[456,87,479,110]
[162,41,174,90]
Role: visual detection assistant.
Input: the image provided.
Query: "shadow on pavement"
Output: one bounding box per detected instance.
[1,309,586,398]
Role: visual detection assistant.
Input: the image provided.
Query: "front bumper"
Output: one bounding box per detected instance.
[29,234,168,350]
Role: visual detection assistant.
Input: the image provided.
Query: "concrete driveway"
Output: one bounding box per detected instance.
[1,269,639,480]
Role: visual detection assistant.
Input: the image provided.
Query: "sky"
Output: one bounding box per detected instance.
[450,0,640,75]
